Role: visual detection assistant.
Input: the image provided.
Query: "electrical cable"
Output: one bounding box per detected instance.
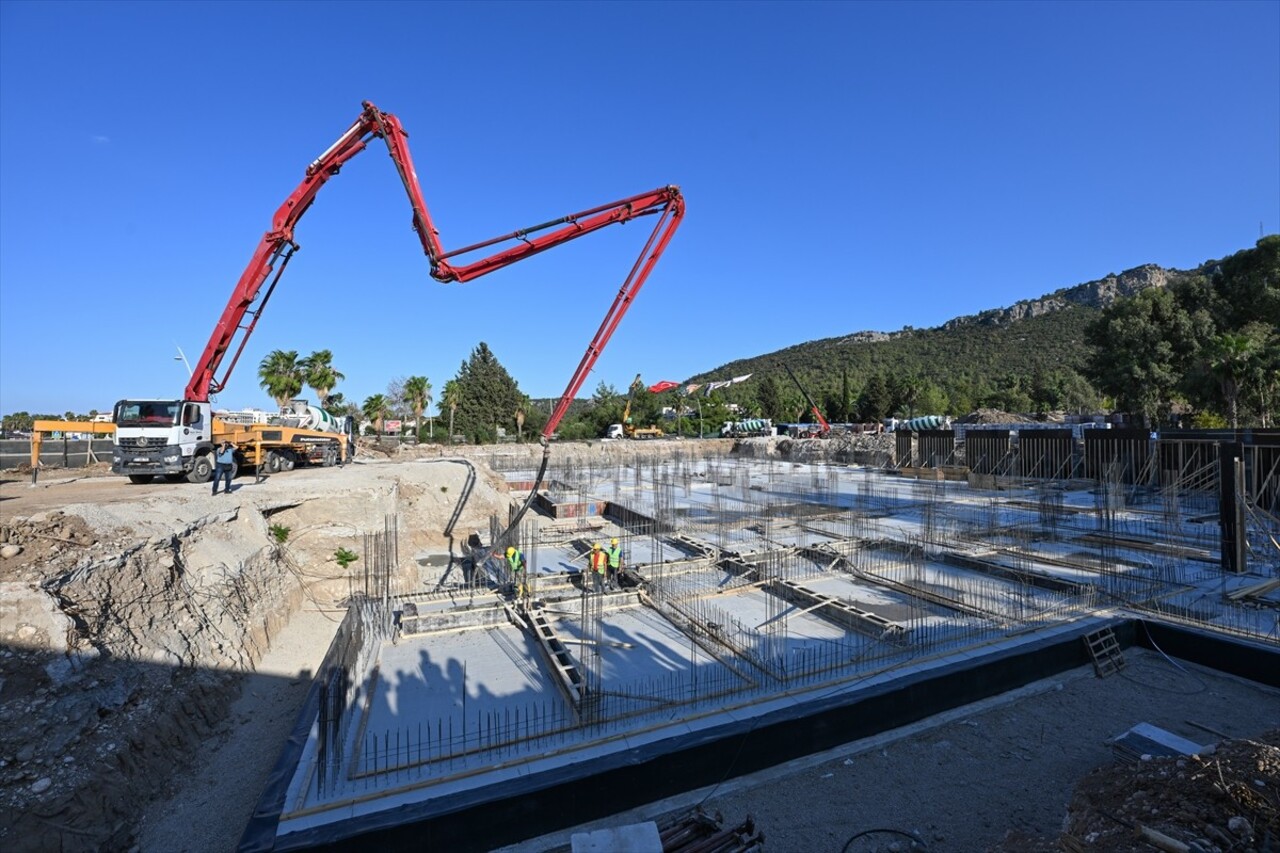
[839,827,928,852]
[1112,620,1208,695]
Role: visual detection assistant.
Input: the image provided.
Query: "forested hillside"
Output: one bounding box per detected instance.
[674,237,1277,428]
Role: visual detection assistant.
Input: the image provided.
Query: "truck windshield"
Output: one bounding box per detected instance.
[115,401,181,427]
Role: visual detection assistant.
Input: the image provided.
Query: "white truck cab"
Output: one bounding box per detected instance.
[111,399,214,484]
[605,423,624,440]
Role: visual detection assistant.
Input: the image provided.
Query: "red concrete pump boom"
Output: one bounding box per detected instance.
[186,101,685,452]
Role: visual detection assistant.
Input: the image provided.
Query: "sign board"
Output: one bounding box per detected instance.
[384,419,403,433]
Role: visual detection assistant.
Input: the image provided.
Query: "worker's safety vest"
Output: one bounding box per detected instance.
[607,546,621,569]
[508,550,523,574]
[590,551,607,573]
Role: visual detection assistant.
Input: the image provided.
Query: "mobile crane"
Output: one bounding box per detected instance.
[605,374,664,439]
[781,363,831,438]
[111,101,684,489]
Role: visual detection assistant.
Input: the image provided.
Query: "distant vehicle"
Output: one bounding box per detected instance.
[720,418,773,438]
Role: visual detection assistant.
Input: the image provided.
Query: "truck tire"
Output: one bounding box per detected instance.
[127,474,155,485]
[266,451,283,474]
[188,453,213,483]
[281,451,296,471]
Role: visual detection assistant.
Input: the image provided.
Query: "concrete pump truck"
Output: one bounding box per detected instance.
[109,101,684,487]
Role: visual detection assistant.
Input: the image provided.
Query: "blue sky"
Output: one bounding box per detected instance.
[1,0,1277,416]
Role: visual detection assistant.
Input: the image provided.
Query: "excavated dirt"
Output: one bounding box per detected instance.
[1054,729,1279,851]
[0,453,517,851]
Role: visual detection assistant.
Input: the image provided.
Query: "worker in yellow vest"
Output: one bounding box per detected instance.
[506,546,527,600]
[589,542,607,594]
[606,537,622,590]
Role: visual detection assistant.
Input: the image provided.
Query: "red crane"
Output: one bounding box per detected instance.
[186,100,684,451]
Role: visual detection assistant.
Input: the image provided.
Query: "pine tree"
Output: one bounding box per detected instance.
[452,342,524,443]
[755,375,784,421]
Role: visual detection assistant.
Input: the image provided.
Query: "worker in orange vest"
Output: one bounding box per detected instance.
[589,542,607,594]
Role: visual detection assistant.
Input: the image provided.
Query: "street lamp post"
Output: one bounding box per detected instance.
[174,345,192,378]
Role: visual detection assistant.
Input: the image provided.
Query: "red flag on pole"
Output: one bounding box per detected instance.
[647,380,680,394]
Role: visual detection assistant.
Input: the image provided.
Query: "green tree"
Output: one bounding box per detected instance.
[1086,288,1208,426]
[1244,329,1280,428]
[915,381,949,417]
[593,381,621,409]
[451,342,524,443]
[1207,235,1280,332]
[3,412,35,433]
[1207,333,1257,429]
[755,375,784,422]
[891,374,923,418]
[403,375,433,440]
[298,350,345,408]
[258,350,303,408]
[858,374,891,422]
[1057,370,1101,414]
[362,394,391,435]
[323,392,361,423]
[439,379,462,442]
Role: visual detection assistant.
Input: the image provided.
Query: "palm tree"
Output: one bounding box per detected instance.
[298,350,345,408]
[440,380,461,443]
[403,376,432,441]
[362,394,391,435]
[258,350,303,408]
[1209,333,1257,429]
[325,392,362,424]
[1252,338,1280,428]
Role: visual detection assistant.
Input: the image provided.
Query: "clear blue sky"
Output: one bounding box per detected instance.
[2,0,1277,416]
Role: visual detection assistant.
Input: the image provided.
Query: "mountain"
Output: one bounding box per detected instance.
[940,264,1187,329]
[684,261,1192,415]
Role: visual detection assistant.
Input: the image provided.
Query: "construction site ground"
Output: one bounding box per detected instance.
[1,439,1277,852]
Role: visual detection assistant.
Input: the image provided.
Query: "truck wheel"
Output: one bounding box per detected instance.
[188,454,213,483]
[281,452,296,471]
[127,474,155,485]
[266,451,283,474]
[322,446,336,467]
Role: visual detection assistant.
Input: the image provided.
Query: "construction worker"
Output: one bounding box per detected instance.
[506,546,527,600]
[606,537,623,590]
[589,542,607,594]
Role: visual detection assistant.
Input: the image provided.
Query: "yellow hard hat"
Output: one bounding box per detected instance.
[610,538,619,546]
[592,543,601,550]
[506,546,515,557]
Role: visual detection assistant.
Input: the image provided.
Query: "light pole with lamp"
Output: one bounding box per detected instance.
[174,344,193,378]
